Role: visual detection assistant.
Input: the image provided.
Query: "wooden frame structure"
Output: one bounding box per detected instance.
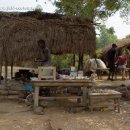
[88,92,121,113]
[38,66,56,80]
[28,80,95,107]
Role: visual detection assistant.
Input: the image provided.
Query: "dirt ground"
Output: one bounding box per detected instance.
[0,98,130,130]
[0,66,130,130]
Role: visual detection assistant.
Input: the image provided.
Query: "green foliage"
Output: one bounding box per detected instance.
[125,34,130,38]
[35,4,43,12]
[53,0,129,21]
[124,48,130,56]
[51,54,91,70]
[96,25,118,48]
[51,54,73,70]
[95,49,102,58]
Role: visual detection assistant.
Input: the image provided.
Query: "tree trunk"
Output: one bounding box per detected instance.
[11,61,13,79]
[73,54,75,66]
[4,59,8,88]
[78,54,83,70]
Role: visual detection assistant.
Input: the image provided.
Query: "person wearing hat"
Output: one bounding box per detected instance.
[106,43,118,80]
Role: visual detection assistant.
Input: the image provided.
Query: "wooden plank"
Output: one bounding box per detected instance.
[34,86,39,107]
[82,87,88,106]
[30,80,95,107]
[38,66,56,80]
[39,96,82,100]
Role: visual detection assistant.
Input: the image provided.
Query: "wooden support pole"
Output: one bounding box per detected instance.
[11,60,13,79]
[4,59,8,88]
[34,86,39,107]
[82,87,88,106]
[78,54,84,70]
[73,54,75,66]
[0,54,3,84]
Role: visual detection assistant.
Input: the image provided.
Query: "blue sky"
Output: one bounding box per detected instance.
[0,0,130,39]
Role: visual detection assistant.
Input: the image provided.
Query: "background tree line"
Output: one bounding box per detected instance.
[33,0,130,70]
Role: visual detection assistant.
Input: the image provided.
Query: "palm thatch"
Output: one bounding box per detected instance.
[0,11,96,63]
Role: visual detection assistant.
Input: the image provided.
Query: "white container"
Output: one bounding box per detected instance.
[78,71,83,77]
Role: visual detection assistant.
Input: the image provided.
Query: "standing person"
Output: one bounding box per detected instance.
[34,39,51,66]
[116,50,127,80]
[106,43,118,80]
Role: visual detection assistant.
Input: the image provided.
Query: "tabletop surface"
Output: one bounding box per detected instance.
[30,79,94,83]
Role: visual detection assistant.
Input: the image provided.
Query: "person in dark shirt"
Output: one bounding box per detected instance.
[106,43,118,80]
[35,39,51,66]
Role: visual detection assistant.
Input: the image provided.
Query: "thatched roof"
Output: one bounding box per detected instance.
[102,38,130,54]
[0,11,96,63]
[100,38,130,62]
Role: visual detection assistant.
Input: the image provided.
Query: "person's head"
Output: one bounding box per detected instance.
[38,39,46,48]
[112,43,117,48]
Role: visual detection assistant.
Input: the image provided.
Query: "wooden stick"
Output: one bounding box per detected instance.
[11,60,13,79]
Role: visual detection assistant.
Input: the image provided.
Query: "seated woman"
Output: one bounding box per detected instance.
[116,50,127,80]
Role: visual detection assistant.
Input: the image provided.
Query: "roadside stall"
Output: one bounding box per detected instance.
[28,66,96,108]
[27,66,121,113]
[0,11,122,113]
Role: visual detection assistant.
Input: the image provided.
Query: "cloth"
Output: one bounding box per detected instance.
[40,47,51,63]
[34,47,51,67]
[118,56,126,65]
[117,55,127,70]
[84,58,107,72]
[118,65,126,69]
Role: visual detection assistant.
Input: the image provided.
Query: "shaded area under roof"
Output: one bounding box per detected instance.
[0,11,96,63]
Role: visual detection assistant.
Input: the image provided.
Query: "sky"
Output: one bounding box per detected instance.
[0,0,130,39]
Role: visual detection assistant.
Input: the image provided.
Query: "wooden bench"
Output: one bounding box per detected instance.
[88,92,122,112]
[126,68,130,79]
[115,67,130,80]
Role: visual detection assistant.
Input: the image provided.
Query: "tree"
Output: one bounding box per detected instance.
[35,4,43,12]
[96,25,118,48]
[49,0,130,69]
[125,34,130,38]
[53,0,130,21]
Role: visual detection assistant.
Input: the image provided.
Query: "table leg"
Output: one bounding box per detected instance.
[82,87,88,107]
[117,98,120,113]
[97,70,100,79]
[115,69,117,80]
[114,99,117,111]
[100,70,102,80]
[34,86,39,107]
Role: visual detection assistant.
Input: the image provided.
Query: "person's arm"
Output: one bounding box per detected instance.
[34,58,44,62]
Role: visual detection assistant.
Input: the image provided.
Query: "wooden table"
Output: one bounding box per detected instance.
[89,92,122,112]
[28,80,95,108]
